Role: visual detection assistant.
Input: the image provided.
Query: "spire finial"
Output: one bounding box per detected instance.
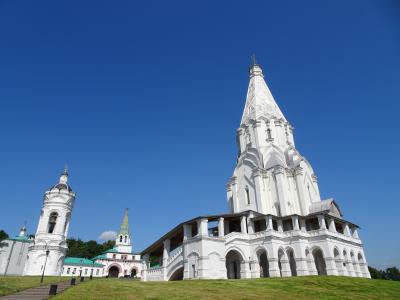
[63,164,69,176]
[59,165,69,184]
[251,54,257,66]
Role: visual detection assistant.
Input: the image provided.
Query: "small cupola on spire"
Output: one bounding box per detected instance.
[19,222,27,237]
[50,165,73,192]
[249,54,263,78]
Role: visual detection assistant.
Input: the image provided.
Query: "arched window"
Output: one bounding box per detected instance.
[267,128,272,140]
[48,212,58,234]
[119,235,123,242]
[245,186,250,205]
[124,236,127,243]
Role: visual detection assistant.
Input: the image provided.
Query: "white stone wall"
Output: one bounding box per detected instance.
[61,264,104,277]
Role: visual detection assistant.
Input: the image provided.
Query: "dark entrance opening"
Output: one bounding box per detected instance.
[108,266,119,278]
[131,269,137,278]
[226,250,243,279]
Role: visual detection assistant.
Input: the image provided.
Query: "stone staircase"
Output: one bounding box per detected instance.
[1,280,78,300]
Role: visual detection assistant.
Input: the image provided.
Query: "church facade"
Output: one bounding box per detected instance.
[140,63,370,280]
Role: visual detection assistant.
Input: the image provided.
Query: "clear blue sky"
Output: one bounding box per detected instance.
[0,1,399,269]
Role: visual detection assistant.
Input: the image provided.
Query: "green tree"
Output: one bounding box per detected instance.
[385,267,400,281]
[66,238,116,259]
[0,230,9,242]
[369,266,385,279]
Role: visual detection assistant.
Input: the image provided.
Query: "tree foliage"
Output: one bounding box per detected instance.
[66,238,115,258]
[369,266,400,281]
[0,230,9,242]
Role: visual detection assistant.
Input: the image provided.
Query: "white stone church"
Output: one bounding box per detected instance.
[140,62,371,281]
[0,61,370,280]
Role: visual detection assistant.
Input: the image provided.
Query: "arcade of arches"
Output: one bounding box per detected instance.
[221,247,363,279]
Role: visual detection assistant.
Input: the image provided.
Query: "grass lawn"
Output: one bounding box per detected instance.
[54,276,400,300]
[0,276,66,296]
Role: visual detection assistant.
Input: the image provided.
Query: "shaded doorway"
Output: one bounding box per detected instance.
[226,250,243,279]
[312,248,327,275]
[108,266,120,278]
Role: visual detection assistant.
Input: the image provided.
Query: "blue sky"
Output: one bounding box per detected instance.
[0,1,399,269]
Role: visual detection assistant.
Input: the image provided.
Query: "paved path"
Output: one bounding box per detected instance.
[1,281,78,300]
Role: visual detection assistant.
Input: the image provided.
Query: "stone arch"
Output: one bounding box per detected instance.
[169,267,184,281]
[255,247,269,278]
[226,249,244,279]
[130,267,138,278]
[312,247,327,275]
[107,264,121,278]
[286,247,297,276]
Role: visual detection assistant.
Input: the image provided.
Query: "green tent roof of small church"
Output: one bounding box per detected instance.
[118,208,130,236]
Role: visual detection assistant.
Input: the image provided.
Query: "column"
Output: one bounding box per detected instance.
[317,215,327,230]
[240,216,247,233]
[268,257,281,277]
[328,218,337,233]
[294,167,308,215]
[253,168,266,213]
[325,257,338,276]
[265,215,273,231]
[280,255,292,277]
[274,166,290,216]
[218,218,224,237]
[198,218,208,236]
[343,223,351,237]
[352,228,359,239]
[183,224,192,241]
[247,213,254,233]
[292,215,300,231]
[142,254,149,281]
[277,219,283,233]
[162,239,170,265]
[230,177,239,212]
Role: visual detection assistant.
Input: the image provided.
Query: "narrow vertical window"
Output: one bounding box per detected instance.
[245,186,250,205]
[267,128,272,140]
[119,235,123,242]
[124,236,127,243]
[48,212,58,234]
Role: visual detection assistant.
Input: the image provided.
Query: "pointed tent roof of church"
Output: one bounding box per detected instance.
[118,208,130,236]
[241,60,287,125]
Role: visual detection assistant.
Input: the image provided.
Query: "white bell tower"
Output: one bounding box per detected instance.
[24,167,76,276]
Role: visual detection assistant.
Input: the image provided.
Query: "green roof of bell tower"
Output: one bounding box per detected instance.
[119,208,130,236]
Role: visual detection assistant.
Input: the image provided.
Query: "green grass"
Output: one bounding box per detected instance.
[0,276,66,296]
[54,276,400,300]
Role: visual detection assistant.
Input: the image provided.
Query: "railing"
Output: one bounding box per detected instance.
[166,246,183,265]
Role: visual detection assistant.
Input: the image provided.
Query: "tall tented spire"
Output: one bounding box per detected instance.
[119,208,130,236]
[240,63,286,125]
